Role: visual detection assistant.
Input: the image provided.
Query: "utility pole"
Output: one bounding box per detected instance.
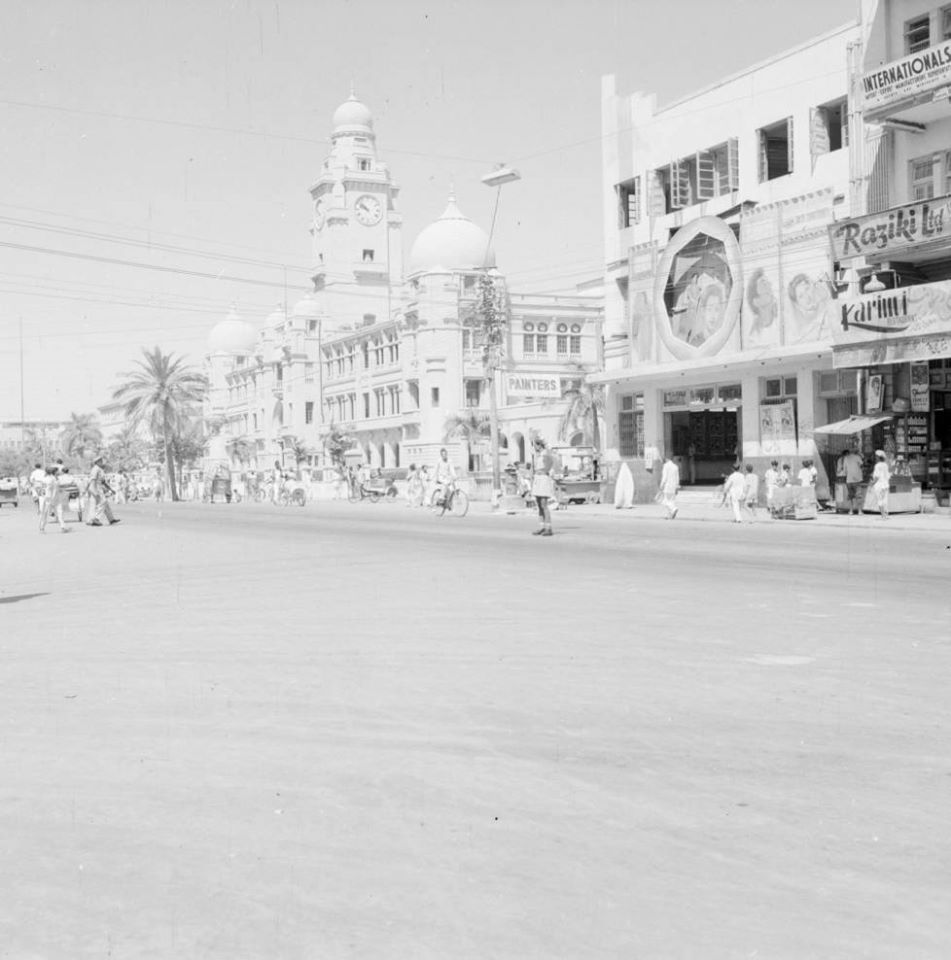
[18,315,25,448]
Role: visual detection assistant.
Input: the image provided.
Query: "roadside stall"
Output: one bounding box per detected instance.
[813,414,922,514]
[550,445,602,506]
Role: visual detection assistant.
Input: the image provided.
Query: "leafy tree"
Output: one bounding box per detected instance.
[112,347,207,501]
[559,378,605,451]
[105,426,149,473]
[226,435,252,467]
[61,412,103,464]
[320,425,354,470]
[283,436,311,469]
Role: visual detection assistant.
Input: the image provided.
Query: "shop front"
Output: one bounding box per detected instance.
[830,274,951,503]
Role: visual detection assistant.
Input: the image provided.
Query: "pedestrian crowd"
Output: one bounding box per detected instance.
[652,445,894,523]
[28,456,123,534]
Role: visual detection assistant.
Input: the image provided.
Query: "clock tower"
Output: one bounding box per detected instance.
[309,94,403,334]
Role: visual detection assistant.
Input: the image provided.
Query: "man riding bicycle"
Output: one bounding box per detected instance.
[430,448,457,506]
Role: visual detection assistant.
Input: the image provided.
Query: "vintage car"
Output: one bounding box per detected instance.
[0,476,20,508]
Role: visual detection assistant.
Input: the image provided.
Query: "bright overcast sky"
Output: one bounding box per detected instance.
[0,0,858,420]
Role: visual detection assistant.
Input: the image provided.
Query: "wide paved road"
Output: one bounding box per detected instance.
[1,500,949,959]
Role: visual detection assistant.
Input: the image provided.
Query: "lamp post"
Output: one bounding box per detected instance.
[479,165,520,507]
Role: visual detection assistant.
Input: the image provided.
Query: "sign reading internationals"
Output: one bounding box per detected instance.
[828,197,951,262]
[862,43,951,111]
[505,375,562,399]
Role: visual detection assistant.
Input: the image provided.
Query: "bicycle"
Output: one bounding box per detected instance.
[278,485,306,507]
[432,481,469,518]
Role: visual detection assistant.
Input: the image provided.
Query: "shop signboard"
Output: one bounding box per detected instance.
[911,361,931,412]
[862,43,951,113]
[831,278,951,368]
[828,196,951,262]
[505,374,562,399]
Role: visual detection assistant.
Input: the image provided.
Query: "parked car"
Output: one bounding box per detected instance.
[0,476,19,508]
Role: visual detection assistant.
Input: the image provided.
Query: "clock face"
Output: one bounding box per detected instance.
[354,194,383,226]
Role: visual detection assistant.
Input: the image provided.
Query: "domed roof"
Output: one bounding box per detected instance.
[266,303,286,328]
[333,95,373,135]
[292,293,321,319]
[208,306,257,355]
[409,196,496,274]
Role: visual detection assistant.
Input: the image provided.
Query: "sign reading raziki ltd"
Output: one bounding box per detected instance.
[862,44,951,111]
[505,374,562,399]
[828,197,951,262]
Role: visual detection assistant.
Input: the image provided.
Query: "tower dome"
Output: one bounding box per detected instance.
[292,293,321,320]
[208,306,257,355]
[333,94,374,136]
[409,196,496,274]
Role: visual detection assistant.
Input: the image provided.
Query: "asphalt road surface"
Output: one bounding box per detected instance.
[1,500,949,959]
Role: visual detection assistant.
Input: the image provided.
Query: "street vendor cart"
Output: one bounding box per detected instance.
[551,445,603,506]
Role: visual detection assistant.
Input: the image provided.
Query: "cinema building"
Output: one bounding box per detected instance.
[593,22,861,498]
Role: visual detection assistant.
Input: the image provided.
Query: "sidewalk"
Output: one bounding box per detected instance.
[483,490,951,531]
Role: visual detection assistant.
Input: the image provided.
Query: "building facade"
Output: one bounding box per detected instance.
[595,23,861,498]
[205,96,602,479]
[826,0,951,492]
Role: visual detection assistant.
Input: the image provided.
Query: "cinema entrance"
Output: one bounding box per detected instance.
[663,382,742,484]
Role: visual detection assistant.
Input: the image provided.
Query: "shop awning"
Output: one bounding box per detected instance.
[813,415,892,436]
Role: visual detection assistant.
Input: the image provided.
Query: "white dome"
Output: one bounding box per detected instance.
[266,303,286,328]
[333,95,373,135]
[409,197,495,274]
[208,307,257,355]
[292,293,321,319]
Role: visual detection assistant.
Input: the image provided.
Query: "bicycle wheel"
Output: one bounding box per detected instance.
[448,489,469,517]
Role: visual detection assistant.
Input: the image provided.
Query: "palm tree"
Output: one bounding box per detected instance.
[444,411,491,472]
[320,424,354,469]
[281,434,311,470]
[559,380,605,451]
[226,435,252,468]
[61,412,103,463]
[112,347,207,501]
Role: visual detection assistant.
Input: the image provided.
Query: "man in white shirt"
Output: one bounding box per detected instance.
[28,462,46,513]
[659,455,680,519]
[723,463,747,523]
[431,448,457,506]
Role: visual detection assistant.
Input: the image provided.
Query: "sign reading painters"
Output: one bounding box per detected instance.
[862,43,951,112]
[828,196,951,262]
[506,374,562,399]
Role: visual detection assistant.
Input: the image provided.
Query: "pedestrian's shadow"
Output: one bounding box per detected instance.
[0,592,50,605]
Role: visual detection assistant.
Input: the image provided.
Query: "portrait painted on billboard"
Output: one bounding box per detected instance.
[654,217,742,361]
[743,267,781,349]
[785,272,834,344]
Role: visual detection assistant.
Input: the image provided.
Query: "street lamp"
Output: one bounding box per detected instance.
[480,165,521,508]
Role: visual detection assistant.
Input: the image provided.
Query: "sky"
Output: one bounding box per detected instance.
[0,0,859,421]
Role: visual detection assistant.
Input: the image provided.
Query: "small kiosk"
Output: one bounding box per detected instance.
[813,414,922,514]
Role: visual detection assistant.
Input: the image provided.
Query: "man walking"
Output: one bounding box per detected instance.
[841,445,864,515]
[723,463,747,523]
[87,456,120,527]
[659,454,680,519]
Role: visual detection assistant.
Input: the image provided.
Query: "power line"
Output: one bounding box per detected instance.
[0,239,309,290]
[0,215,314,273]
[0,97,495,166]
